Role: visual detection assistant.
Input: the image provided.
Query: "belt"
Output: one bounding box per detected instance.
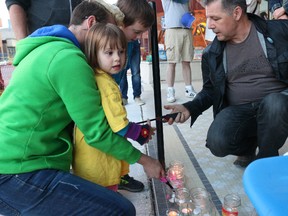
[169,27,190,30]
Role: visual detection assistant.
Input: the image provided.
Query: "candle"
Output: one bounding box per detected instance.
[166,209,180,216]
[167,162,185,189]
[181,207,192,214]
[168,210,178,216]
[168,165,184,179]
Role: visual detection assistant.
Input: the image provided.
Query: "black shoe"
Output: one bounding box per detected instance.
[233,155,255,168]
[118,174,144,192]
[234,140,257,168]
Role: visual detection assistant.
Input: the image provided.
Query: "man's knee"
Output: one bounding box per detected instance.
[260,93,288,113]
[206,133,228,157]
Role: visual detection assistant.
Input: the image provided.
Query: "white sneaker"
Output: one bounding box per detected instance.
[167,88,176,103]
[134,97,145,106]
[185,87,197,98]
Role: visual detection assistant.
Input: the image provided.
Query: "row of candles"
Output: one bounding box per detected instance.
[165,160,241,216]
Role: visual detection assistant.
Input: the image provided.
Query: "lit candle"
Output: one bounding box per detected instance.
[167,165,185,189]
[169,160,184,179]
[181,207,192,215]
[166,209,180,216]
[168,210,178,216]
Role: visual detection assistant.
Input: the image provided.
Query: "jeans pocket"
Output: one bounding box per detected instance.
[0,199,20,216]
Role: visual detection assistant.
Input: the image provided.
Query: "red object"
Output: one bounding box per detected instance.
[222,207,239,216]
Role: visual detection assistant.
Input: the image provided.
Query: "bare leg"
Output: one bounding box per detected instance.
[166,63,177,102]
[167,63,176,87]
[181,61,192,86]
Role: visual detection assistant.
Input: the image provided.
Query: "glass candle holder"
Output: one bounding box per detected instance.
[166,208,180,216]
[190,187,214,216]
[169,160,184,177]
[175,187,191,205]
[175,188,193,216]
[222,193,241,216]
[179,201,194,216]
[167,160,185,188]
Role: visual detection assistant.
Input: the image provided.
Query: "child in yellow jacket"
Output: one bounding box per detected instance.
[73,23,155,191]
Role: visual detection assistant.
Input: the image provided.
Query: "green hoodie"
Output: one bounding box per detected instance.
[0,26,141,174]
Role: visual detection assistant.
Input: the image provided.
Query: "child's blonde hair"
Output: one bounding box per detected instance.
[85,23,127,69]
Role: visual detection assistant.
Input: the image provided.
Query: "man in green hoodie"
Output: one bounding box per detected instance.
[0,1,164,215]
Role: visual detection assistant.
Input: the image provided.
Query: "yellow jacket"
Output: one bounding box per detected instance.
[73,70,130,187]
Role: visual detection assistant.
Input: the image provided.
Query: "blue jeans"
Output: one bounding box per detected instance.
[0,169,136,216]
[206,91,288,159]
[119,40,142,100]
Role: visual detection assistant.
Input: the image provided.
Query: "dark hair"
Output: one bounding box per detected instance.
[116,0,155,28]
[204,0,247,14]
[69,0,110,26]
[84,23,127,69]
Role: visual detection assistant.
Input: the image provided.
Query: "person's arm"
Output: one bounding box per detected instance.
[268,0,288,19]
[272,7,287,19]
[273,0,288,20]
[7,4,28,40]
[119,122,155,145]
[95,71,155,145]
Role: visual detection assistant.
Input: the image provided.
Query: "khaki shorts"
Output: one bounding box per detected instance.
[165,28,194,63]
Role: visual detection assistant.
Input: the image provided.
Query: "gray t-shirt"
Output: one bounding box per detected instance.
[225,23,287,105]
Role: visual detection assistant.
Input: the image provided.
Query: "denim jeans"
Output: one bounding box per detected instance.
[206,91,288,159]
[0,169,136,216]
[119,40,142,100]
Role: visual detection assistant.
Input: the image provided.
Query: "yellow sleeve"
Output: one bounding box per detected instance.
[95,71,129,132]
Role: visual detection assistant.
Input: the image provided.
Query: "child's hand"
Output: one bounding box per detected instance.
[136,119,156,145]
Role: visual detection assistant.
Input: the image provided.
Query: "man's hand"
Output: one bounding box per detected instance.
[278,14,288,19]
[273,7,286,19]
[137,154,165,179]
[164,104,191,125]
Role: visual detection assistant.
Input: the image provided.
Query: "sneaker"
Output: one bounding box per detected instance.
[122,98,128,106]
[134,97,145,106]
[118,174,144,192]
[167,88,176,103]
[185,88,197,98]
